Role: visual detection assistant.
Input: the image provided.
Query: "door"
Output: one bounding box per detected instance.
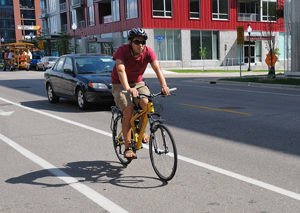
[244,41,255,64]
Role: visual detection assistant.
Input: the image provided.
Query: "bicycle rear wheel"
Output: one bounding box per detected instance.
[149,124,177,181]
[112,115,132,164]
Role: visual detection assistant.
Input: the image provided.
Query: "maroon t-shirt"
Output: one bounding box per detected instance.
[111,44,157,84]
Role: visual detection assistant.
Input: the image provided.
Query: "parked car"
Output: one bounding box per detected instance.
[29,53,42,70]
[44,54,115,110]
[36,56,59,71]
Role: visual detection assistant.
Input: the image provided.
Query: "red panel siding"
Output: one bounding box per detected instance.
[141,0,284,32]
[70,0,144,37]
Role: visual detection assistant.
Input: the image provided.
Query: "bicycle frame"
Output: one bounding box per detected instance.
[131,101,155,150]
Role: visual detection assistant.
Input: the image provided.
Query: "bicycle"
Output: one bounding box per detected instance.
[110,88,178,181]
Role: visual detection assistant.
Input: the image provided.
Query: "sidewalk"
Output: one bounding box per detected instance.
[143,68,300,89]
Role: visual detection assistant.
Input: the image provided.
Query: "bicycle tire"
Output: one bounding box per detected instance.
[112,115,132,165]
[149,124,177,181]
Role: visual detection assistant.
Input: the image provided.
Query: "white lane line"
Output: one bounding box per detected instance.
[1,96,300,201]
[0,133,129,213]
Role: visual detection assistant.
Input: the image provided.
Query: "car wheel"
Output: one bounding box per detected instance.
[76,88,89,110]
[36,65,39,71]
[3,65,6,71]
[47,84,59,103]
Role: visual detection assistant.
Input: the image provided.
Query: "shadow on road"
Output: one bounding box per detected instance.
[5,160,167,188]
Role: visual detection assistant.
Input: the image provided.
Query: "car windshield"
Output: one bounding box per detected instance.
[75,56,115,74]
[49,57,58,61]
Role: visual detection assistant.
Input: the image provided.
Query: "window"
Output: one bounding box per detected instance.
[191,30,219,60]
[262,0,276,21]
[63,57,73,71]
[53,58,65,72]
[154,29,181,61]
[190,0,200,19]
[112,0,120,22]
[238,2,259,21]
[87,0,95,26]
[153,0,172,17]
[212,0,228,20]
[126,0,138,19]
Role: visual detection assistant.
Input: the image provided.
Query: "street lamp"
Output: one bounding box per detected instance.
[247,23,252,72]
[29,32,33,43]
[1,37,4,45]
[72,23,77,54]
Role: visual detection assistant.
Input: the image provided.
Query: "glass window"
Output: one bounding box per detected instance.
[191,30,219,60]
[53,58,65,72]
[63,57,73,71]
[112,0,120,22]
[190,0,200,19]
[212,0,228,20]
[153,0,172,17]
[126,0,138,19]
[262,0,277,21]
[154,29,181,61]
[87,0,95,26]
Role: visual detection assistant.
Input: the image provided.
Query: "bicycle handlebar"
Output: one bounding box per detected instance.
[122,87,177,99]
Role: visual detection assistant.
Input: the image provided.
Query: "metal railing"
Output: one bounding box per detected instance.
[60,3,66,12]
[238,13,259,21]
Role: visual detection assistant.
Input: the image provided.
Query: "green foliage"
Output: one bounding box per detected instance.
[199,47,207,59]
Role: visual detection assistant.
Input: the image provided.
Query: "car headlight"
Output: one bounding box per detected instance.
[88,83,108,89]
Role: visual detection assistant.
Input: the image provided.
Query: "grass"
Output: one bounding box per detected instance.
[219,77,300,86]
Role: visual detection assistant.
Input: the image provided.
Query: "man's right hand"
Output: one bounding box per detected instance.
[129,88,139,97]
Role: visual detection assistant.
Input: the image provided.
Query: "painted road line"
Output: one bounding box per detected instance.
[0,109,14,116]
[1,97,300,201]
[0,133,129,213]
[178,103,253,115]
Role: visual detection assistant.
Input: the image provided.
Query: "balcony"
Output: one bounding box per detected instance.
[78,20,85,28]
[238,13,259,22]
[60,3,66,13]
[38,9,50,19]
[71,0,84,8]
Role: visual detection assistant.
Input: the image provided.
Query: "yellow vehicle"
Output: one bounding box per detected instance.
[2,43,33,71]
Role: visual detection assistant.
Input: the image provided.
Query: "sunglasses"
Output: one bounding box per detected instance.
[132,40,146,45]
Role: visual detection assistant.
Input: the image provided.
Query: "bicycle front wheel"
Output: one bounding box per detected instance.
[112,115,132,165]
[149,124,177,181]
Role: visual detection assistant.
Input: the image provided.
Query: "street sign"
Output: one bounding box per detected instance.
[237,26,244,45]
[155,36,163,40]
[17,25,40,30]
[265,51,277,68]
[38,40,44,49]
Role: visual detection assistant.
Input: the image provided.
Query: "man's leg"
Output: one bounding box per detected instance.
[138,98,150,142]
[122,105,135,158]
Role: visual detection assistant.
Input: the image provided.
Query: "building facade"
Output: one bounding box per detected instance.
[284,0,300,76]
[39,0,284,69]
[0,0,42,44]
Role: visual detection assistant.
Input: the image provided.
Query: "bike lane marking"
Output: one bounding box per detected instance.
[0,133,128,213]
[1,96,300,202]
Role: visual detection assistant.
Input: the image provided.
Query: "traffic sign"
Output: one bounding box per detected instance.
[38,40,44,49]
[237,26,244,45]
[265,51,277,68]
[155,36,163,40]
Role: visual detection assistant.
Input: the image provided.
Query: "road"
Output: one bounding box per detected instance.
[1,70,300,212]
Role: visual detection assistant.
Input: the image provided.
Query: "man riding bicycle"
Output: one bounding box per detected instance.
[111,27,170,159]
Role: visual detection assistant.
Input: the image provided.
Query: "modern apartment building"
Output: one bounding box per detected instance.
[0,0,42,44]
[39,0,284,69]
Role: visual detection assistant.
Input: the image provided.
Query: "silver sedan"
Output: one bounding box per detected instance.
[36,56,59,71]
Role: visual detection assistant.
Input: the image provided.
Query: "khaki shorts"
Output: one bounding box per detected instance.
[112,81,150,111]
